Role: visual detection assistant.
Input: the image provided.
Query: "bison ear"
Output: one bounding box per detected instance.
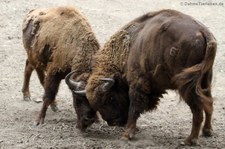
[100,78,115,92]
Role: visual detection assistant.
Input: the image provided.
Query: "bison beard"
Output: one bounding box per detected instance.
[72,9,217,145]
[22,6,100,128]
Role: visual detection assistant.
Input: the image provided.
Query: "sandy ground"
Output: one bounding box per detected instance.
[0,0,225,148]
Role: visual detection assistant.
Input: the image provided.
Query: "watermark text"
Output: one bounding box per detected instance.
[180,1,224,7]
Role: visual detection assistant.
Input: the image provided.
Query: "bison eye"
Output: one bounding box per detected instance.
[107,97,114,104]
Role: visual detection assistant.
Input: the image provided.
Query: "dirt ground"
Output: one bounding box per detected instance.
[0,0,225,148]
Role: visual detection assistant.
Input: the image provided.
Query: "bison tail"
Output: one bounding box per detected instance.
[172,32,217,102]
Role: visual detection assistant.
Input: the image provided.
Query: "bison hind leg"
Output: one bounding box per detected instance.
[177,84,204,145]
[202,96,213,137]
[201,72,214,137]
[22,59,34,101]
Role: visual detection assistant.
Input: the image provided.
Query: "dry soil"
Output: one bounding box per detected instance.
[0,0,225,148]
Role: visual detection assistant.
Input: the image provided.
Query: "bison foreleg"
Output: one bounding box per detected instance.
[35,72,62,125]
[121,118,137,141]
[35,98,52,125]
[35,68,59,111]
[35,68,45,86]
[121,89,141,140]
[22,59,34,101]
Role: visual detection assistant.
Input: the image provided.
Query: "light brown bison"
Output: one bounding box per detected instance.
[22,6,99,128]
[68,9,217,145]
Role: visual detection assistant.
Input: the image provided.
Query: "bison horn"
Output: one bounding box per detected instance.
[65,71,82,89]
[100,78,115,91]
[73,90,86,96]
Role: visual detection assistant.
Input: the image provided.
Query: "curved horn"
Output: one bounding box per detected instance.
[65,71,82,89]
[100,78,115,91]
[73,90,86,96]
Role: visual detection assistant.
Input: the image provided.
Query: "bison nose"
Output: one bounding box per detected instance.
[107,121,116,126]
[84,115,95,123]
[108,118,126,126]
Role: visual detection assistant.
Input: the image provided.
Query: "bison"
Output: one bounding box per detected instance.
[22,6,100,128]
[67,9,217,145]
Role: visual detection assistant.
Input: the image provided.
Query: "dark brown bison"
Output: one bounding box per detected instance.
[22,6,100,128]
[67,9,217,145]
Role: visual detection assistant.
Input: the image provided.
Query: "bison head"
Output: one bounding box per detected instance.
[74,74,129,127]
[65,71,96,131]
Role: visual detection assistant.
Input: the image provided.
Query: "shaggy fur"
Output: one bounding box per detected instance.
[82,9,217,145]
[22,6,100,128]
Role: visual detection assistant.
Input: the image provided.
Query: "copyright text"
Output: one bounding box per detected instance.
[180,1,224,7]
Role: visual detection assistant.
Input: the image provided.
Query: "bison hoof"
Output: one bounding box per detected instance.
[180,138,200,146]
[24,96,31,101]
[33,122,41,126]
[32,98,42,103]
[33,121,44,127]
[50,104,60,112]
[121,131,135,141]
[34,116,45,126]
[203,129,213,137]
[120,136,130,142]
